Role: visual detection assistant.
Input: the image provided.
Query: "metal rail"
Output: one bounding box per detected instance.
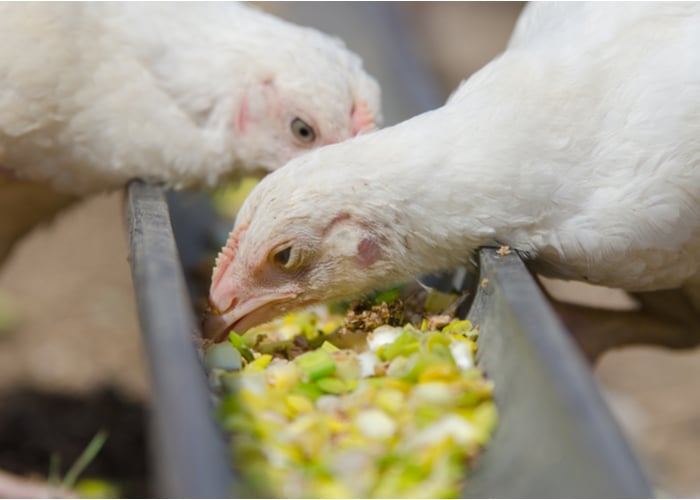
[464,249,652,498]
[126,180,236,498]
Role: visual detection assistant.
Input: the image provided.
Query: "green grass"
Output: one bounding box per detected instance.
[48,429,111,497]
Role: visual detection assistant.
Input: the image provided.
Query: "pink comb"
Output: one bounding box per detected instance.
[351,100,376,135]
[210,223,248,299]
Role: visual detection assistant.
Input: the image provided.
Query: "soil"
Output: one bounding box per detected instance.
[0,192,150,497]
[0,386,148,498]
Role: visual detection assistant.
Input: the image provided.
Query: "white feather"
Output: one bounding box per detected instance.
[0,2,381,194]
[235,2,700,299]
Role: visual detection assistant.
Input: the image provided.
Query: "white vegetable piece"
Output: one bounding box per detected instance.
[366,325,403,352]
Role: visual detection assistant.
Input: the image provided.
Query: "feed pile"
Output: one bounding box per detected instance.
[205,292,497,498]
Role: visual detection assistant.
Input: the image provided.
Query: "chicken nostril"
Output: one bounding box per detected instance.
[228,296,239,311]
[209,295,238,316]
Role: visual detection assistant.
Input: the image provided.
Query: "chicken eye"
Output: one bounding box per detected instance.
[272,246,293,268]
[290,117,316,143]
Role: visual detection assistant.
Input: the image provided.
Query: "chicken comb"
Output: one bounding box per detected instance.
[210,223,248,292]
[351,100,376,136]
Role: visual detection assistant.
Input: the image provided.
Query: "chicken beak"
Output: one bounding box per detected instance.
[206,226,246,340]
[205,290,298,341]
[206,226,299,340]
[203,310,237,343]
[203,296,259,342]
[206,264,253,340]
[351,100,377,135]
[206,271,242,341]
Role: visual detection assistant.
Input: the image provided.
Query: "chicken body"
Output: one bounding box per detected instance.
[208,2,700,338]
[0,2,380,259]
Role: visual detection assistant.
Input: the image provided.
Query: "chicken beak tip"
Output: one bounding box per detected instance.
[202,310,232,342]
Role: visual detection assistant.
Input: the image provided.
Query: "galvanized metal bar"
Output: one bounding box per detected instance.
[464,248,653,498]
[126,180,237,498]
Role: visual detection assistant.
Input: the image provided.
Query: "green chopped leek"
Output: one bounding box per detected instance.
[209,292,497,498]
[295,350,337,382]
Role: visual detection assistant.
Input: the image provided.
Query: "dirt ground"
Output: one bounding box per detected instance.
[0,2,699,498]
[0,192,150,497]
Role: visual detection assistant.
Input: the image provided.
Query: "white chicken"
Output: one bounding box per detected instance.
[207,3,700,357]
[0,2,381,261]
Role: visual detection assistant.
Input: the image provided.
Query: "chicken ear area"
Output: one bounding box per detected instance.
[322,213,381,268]
[357,236,382,268]
[351,100,376,135]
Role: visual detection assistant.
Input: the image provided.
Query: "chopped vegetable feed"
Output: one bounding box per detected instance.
[207,294,498,498]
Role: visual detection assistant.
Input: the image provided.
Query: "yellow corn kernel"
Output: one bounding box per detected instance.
[375,388,405,415]
[321,340,340,353]
[378,377,413,393]
[418,363,459,383]
[284,393,314,417]
[239,388,266,410]
[321,318,345,335]
[313,479,355,499]
[326,414,351,434]
[265,362,299,392]
[246,354,273,371]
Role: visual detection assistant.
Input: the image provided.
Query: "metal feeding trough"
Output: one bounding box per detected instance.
[125,3,652,497]
[127,182,651,498]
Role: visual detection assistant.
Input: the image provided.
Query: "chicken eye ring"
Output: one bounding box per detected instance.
[273,246,292,267]
[290,117,316,143]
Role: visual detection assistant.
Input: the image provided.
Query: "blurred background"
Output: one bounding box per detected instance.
[0,2,698,497]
